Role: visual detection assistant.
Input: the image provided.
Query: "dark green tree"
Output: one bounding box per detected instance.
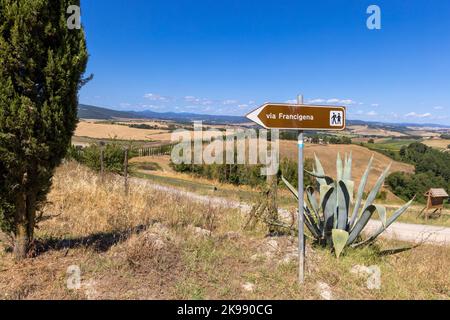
[0,0,89,259]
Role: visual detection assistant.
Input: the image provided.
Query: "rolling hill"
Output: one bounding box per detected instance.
[78,104,450,129]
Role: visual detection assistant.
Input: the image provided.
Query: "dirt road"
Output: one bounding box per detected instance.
[131,177,450,246]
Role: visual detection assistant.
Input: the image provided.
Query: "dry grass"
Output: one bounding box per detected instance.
[347,125,406,137]
[423,139,450,150]
[74,121,169,141]
[0,162,449,300]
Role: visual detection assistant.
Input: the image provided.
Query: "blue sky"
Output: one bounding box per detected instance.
[79,0,450,124]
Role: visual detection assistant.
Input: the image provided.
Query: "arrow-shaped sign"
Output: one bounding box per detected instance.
[246,103,346,131]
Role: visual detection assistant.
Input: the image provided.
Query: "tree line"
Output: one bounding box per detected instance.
[170,156,314,189]
[386,142,450,203]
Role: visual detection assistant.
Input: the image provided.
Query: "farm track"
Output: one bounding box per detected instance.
[131,177,450,246]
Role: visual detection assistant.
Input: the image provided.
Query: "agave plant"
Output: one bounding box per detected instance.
[282,152,414,257]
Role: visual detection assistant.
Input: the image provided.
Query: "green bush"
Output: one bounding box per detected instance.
[279,158,314,189]
[386,171,448,203]
[68,142,136,175]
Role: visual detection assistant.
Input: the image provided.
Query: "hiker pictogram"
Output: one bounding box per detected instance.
[330,111,343,126]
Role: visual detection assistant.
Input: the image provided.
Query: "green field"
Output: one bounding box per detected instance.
[358,138,420,160]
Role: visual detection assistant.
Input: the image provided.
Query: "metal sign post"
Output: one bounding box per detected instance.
[245,96,346,284]
[297,94,305,284]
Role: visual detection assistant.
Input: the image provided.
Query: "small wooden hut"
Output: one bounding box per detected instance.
[420,188,449,220]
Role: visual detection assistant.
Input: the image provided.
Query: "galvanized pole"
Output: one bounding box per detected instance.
[297,94,305,284]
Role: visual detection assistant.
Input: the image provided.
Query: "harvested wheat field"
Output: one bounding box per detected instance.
[347,125,406,137]
[0,162,449,300]
[423,139,450,150]
[74,121,170,141]
[280,141,415,189]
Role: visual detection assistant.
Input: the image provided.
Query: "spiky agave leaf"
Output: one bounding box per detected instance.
[332,229,349,258]
[314,153,327,186]
[281,175,298,199]
[343,151,353,181]
[281,176,322,239]
[347,163,391,244]
[322,185,337,241]
[346,204,378,245]
[337,181,351,230]
[337,152,343,181]
[306,186,321,224]
[320,184,333,209]
[303,206,322,238]
[360,162,391,216]
[349,155,374,228]
[374,204,387,228]
[341,179,354,204]
[351,198,415,248]
[305,170,334,185]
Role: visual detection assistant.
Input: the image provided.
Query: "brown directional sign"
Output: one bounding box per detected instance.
[246,103,346,130]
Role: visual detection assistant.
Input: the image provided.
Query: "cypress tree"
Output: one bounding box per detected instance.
[0,0,89,259]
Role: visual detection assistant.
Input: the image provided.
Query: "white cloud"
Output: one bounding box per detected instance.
[310,98,357,105]
[184,95,197,102]
[433,106,444,110]
[285,99,298,104]
[201,99,213,106]
[144,93,168,101]
[222,99,238,105]
[371,103,379,107]
[238,104,249,108]
[405,112,432,118]
[308,98,326,104]
[340,99,356,105]
[367,110,377,116]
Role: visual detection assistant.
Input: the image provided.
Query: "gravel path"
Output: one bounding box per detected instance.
[131,177,450,246]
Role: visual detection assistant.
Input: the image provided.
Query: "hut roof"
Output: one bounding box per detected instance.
[425,188,449,198]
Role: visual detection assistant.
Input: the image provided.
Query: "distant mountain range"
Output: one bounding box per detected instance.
[78,104,450,128]
[78,104,248,124]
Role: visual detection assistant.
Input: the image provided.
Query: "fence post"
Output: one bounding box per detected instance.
[124,146,129,196]
[99,141,105,183]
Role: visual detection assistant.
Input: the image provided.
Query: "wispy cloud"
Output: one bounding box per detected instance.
[305,98,358,105]
[143,93,169,101]
[222,99,238,105]
[308,98,326,104]
[405,112,432,118]
[433,106,444,110]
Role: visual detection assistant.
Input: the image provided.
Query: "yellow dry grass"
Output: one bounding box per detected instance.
[423,139,450,150]
[74,121,169,141]
[347,125,406,137]
[0,162,449,299]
